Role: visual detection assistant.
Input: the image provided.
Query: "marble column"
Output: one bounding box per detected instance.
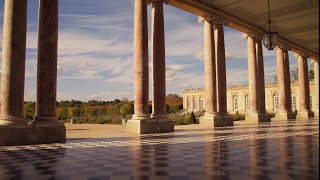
[151,0,166,118]
[297,55,314,118]
[214,23,228,115]
[199,16,233,127]
[314,61,319,117]
[34,0,59,124]
[275,47,295,120]
[245,35,270,123]
[127,0,174,134]
[0,0,28,125]
[203,20,217,115]
[132,0,149,119]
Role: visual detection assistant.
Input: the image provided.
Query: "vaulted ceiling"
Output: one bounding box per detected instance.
[169,0,319,61]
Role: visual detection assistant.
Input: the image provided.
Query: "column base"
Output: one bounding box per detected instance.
[199,113,234,128]
[126,117,174,134]
[0,116,28,125]
[296,111,314,119]
[245,112,271,124]
[0,123,66,146]
[275,111,296,120]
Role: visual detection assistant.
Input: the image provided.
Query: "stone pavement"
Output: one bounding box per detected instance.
[0,119,318,180]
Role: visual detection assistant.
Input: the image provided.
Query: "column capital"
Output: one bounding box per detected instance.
[276,43,291,51]
[294,52,310,58]
[198,14,228,25]
[148,0,170,4]
[243,31,263,39]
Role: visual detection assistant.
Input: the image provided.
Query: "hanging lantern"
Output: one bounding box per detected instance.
[262,0,278,50]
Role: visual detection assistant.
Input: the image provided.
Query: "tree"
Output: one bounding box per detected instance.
[189,112,196,124]
[290,67,314,81]
[57,107,69,120]
[120,104,133,119]
[24,102,35,118]
[165,94,183,106]
[121,97,129,102]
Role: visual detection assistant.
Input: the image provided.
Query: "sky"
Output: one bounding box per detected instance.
[0,0,314,101]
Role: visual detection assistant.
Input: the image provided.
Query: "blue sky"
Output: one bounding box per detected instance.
[0,0,313,101]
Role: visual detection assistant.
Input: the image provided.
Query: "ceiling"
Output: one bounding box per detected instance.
[169,0,319,61]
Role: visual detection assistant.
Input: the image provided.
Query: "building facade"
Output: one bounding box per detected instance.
[182,80,316,114]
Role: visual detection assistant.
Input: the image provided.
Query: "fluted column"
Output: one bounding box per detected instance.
[214,23,227,115]
[203,20,217,115]
[34,0,59,123]
[275,47,295,120]
[132,0,149,119]
[0,0,28,125]
[151,0,166,118]
[314,61,319,117]
[247,36,258,113]
[297,55,314,118]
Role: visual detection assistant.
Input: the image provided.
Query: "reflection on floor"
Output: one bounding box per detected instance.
[0,119,319,180]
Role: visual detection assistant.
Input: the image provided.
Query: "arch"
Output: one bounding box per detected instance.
[232,95,239,111]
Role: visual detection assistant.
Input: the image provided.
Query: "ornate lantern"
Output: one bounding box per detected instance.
[263,0,278,50]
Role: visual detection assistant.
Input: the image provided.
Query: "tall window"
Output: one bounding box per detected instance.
[193,98,197,111]
[245,95,250,111]
[310,94,313,109]
[199,98,204,110]
[187,98,191,111]
[273,93,279,110]
[233,96,238,111]
[291,93,296,110]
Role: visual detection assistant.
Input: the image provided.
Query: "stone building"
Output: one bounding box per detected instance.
[182,80,316,114]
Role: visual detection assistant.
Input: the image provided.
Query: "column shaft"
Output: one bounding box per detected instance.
[298,56,311,111]
[255,40,266,112]
[277,48,292,112]
[152,1,166,116]
[35,0,59,123]
[203,20,216,114]
[247,36,258,113]
[0,0,28,125]
[314,61,319,116]
[133,0,149,117]
[214,23,227,114]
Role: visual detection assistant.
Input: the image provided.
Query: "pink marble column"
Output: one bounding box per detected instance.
[297,55,311,112]
[277,48,292,112]
[314,61,319,117]
[214,23,227,114]
[132,0,149,119]
[0,0,28,125]
[255,39,266,113]
[151,0,166,117]
[203,20,217,115]
[247,36,258,113]
[34,0,59,123]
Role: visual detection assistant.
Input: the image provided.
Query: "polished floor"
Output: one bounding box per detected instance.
[0,119,319,180]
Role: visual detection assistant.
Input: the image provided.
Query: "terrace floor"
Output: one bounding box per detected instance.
[0,119,319,180]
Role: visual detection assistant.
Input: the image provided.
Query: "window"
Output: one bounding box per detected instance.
[187,99,191,111]
[233,96,239,111]
[291,94,296,110]
[199,98,204,110]
[273,93,279,110]
[310,94,313,109]
[193,98,197,111]
[245,95,250,111]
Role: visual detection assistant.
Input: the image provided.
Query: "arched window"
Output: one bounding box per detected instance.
[187,98,191,111]
[273,93,279,110]
[245,95,250,111]
[291,93,296,110]
[310,93,313,109]
[193,98,198,111]
[199,98,204,110]
[233,95,239,111]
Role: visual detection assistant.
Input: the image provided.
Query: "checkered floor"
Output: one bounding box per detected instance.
[0,119,319,180]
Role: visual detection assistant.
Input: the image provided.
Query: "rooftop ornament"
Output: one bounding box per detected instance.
[263,0,278,50]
